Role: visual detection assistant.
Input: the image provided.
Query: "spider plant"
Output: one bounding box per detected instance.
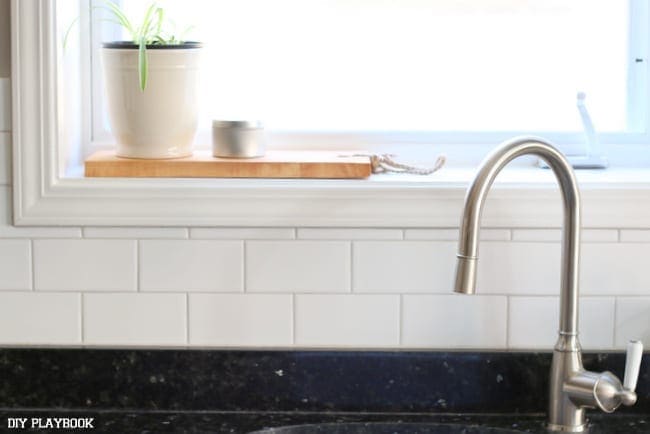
[102,1,192,91]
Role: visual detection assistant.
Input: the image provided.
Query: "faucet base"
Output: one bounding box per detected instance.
[547,422,588,432]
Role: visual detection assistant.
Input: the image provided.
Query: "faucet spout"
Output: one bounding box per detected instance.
[454,136,580,337]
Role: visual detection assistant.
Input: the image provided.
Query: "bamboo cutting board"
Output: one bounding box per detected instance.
[85,150,373,179]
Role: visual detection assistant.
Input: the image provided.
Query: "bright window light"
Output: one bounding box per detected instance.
[114,0,632,133]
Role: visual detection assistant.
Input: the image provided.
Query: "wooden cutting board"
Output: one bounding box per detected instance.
[85,150,373,179]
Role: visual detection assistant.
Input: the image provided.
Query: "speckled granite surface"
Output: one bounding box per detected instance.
[0,350,648,433]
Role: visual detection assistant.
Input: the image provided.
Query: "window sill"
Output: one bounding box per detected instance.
[14,165,650,228]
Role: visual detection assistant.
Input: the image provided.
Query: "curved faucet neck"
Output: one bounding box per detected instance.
[455,136,581,337]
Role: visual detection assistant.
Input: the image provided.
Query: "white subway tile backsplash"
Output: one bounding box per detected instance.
[582,230,619,243]
[33,240,136,291]
[0,239,31,290]
[295,294,399,347]
[508,297,615,350]
[404,228,510,241]
[620,230,650,243]
[0,292,81,344]
[0,187,82,238]
[83,293,186,345]
[508,297,556,349]
[83,227,188,239]
[189,294,292,346]
[246,241,350,293]
[512,229,618,242]
[191,227,295,240]
[297,228,402,240]
[581,243,650,295]
[615,297,650,349]
[353,241,455,293]
[477,242,560,295]
[0,132,10,185]
[512,229,560,242]
[140,240,243,292]
[402,295,507,348]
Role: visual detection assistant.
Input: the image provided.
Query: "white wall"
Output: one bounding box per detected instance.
[0,0,648,349]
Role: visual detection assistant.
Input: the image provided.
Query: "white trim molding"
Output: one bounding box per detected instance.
[11,0,650,228]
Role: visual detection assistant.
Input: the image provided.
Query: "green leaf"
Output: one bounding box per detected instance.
[62,16,80,51]
[102,1,136,40]
[138,37,148,91]
[140,2,158,42]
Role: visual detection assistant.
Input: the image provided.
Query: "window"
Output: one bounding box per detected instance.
[11,0,650,228]
[61,0,650,158]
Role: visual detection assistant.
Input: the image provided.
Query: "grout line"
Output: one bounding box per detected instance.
[349,241,354,293]
[185,293,190,345]
[617,229,622,242]
[291,293,296,345]
[612,297,618,348]
[292,228,297,240]
[135,240,141,292]
[29,239,35,291]
[242,240,247,293]
[398,294,404,346]
[80,293,85,344]
[505,296,511,349]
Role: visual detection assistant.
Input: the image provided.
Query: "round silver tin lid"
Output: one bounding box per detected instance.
[212,120,263,129]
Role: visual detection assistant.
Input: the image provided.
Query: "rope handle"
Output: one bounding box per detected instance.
[342,153,446,175]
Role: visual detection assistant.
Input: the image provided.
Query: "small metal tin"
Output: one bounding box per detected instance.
[212,120,266,158]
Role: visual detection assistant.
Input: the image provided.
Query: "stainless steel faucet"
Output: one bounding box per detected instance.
[454,136,643,432]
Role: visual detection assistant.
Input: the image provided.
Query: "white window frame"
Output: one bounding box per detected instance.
[11,0,650,228]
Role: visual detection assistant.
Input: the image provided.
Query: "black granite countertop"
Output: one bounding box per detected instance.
[1,410,648,433]
[1,349,649,433]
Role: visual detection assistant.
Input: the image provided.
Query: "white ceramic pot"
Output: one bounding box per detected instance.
[102,42,201,159]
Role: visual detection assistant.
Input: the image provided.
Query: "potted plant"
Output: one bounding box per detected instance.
[101,1,202,159]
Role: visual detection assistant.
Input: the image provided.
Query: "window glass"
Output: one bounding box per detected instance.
[99,1,634,136]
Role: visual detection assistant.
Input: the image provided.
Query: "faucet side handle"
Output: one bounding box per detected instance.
[624,340,643,392]
[613,340,643,407]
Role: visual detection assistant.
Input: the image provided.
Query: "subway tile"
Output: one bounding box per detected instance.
[33,240,136,291]
[508,297,615,350]
[582,230,619,243]
[0,240,31,290]
[404,228,510,241]
[189,294,292,346]
[140,240,243,292]
[581,243,650,295]
[477,242,560,295]
[353,241,455,293]
[0,78,10,132]
[512,229,618,242]
[190,227,295,240]
[83,227,188,239]
[620,230,650,243]
[83,293,186,346]
[0,187,82,238]
[295,294,399,347]
[512,229,560,242]
[402,295,507,348]
[0,292,81,345]
[0,132,10,185]
[246,241,350,293]
[297,228,402,240]
[615,297,650,349]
